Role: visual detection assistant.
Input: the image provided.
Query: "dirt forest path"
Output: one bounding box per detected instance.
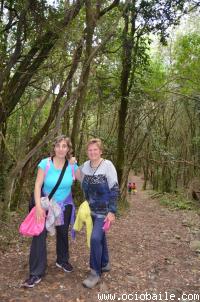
[1,176,200,302]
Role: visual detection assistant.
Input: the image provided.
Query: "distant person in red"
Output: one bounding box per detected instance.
[131,182,137,194]
[128,182,132,193]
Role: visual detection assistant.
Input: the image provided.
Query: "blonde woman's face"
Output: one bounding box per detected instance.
[87,143,102,161]
[54,139,69,159]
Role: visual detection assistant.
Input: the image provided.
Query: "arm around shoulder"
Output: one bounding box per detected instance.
[75,168,81,182]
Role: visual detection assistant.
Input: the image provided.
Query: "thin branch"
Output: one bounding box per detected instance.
[0,131,17,162]
[140,157,200,170]
[99,0,120,18]
[8,97,32,117]
[163,90,200,101]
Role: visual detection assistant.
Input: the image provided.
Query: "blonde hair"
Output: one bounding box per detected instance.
[52,135,73,159]
[86,138,103,152]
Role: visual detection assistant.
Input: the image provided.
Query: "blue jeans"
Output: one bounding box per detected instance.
[90,216,109,276]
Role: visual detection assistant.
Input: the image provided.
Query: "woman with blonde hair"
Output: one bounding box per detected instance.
[76,138,119,288]
[23,135,78,288]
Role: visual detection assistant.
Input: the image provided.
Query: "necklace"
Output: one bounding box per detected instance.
[89,159,104,174]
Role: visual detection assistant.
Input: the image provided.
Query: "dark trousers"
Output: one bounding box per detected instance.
[90,216,109,276]
[29,205,72,277]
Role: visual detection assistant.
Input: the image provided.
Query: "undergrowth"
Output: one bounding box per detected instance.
[150,191,200,212]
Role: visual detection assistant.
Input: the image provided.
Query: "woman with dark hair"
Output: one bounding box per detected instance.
[23,135,78,288]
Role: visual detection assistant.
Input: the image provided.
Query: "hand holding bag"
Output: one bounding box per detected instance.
[102,217,111,232]
[19,158,68,237]
[19,207,45,237]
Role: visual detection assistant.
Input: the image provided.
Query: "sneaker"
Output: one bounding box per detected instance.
[22,275,42,288]
[56,262,73,273]
[82,269,100,288]
[101,263,110,273]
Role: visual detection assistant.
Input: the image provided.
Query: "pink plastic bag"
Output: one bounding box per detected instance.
[19,207,45,237]
[102,218,111,232]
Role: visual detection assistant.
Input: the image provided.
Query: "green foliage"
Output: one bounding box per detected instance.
[137,0,192,44]
[149,191,200,213]
[1,0,200,212]
[151,191,200,211]
[173,32,200,95]
[141,58,167,101]
[139,16,200,193]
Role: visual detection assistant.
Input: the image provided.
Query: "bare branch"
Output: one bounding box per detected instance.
[0,131,17,162]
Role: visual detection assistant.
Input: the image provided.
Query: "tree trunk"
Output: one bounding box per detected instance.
[71,0,120,153]
[0,0,84,125]
[28,38,83,150]
[71,0,96,153]
[0,122,7,202]
[116,3,135,185]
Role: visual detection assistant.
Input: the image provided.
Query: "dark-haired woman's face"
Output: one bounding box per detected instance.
[87,143,102,161]
[54,139,69,159]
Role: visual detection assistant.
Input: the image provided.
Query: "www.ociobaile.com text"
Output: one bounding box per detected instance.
[97,292,200,301]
